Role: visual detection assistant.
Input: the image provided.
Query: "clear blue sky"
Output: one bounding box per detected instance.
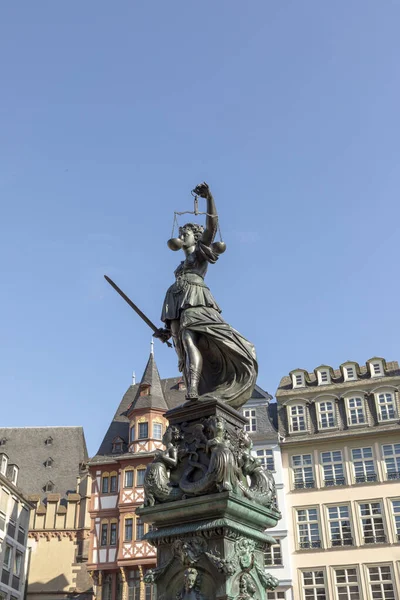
[1,1,399,456]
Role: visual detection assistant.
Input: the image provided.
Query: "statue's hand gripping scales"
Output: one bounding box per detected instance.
[154,183,258,409]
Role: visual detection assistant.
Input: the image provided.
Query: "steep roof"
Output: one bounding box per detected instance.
[0,427,88,500]
[129,352,169,411]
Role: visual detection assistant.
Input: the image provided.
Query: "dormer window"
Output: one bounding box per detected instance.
[45,436,53,446]
[139,385,150,397]
[112,441,123,453]
[372,363,382,376]
[320,371,328,383]
[0,453,8,476]
[44,457,53,468]
[291,371,306,388]
[288,404,307,433]
[9,465,18,486]
[44,481,54,492]
[345,366,355,380]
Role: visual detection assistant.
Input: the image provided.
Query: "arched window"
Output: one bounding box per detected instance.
[288,405,306,432]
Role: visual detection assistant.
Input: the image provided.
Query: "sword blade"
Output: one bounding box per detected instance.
[104,275,172,348]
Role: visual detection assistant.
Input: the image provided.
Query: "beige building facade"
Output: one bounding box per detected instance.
[277,357,400,600]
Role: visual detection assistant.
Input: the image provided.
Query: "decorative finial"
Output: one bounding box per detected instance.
[151,339,154,356]
[132,371,136,385]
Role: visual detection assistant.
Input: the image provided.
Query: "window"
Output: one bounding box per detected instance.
[318,370,329,384]
[317,401,336,429]
[1,454,8,475]
[110,522,117,546]
[145,580,155,600]
[256,449,275,471]
[138,422,148,439]
[372,362,382,376]
[18,526,26,545]
[4,544,12,570]
[101,523,108,546]
[264,541,282,565]
[153,423,162,440]
[14,552,22,577]
[293,373,304,387]
[136,518,144,540]
[0,511,6,531]
[292,454,314,489]
[351,447,376,483]
[103,574,112,600]
[334,568,360,600]
[243,409,257,432]
[345,366,356,380]
[44,457,53,468]
[391,500,400,541]
[125,517,133,541]
[112,441,123,453]
[359,502,386,543]
[101,475,109,494]
[289,405,306,432]
[128,570,140,600]
[346,397,365,425]
[377,393,397,421]
[130,427,135,442]
[267,593,285,600]
[136,469,146,487]
[296,508,321,549]
[302,570,326,600]
[382,444,400,480]
[327,505,353,546]
[125,470,134,488]
[367,565,395,600]
[44,436,53,446]
[321,450,345,486]
[110,474,118,493]
[44,481,54,492]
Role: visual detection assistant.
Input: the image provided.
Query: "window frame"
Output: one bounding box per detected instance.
[351,447,377,484]
[301,569,327,600]
[381,443,400,480]
[358,501,387,544]
[101,473,110,494]
[345,396,366,426]
[14,550,23,577]
[333,566,361,600]
[3,543,13,570]
[264,540,282,566]
[136,468,146,487]
[124,516,133,542]
[138,422,149,439]
[243,409,257,433]
[110,472,118,493]
[255,448,275,472]
[291,454,315,489]
[100,522,109,546]
[320,450,345,487]
[296,506,322,550]
[390,498,400,542]
[110,520,118,546]
[316,400,336,430]
[152,422,163,440]
[136,517,145,541]
[326,504,353,547]
[124,469,134,488]
[366,564,395,600]
[288,404,307,434]
[375,391,397,422]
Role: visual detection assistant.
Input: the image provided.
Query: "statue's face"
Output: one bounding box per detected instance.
[180,228,195,248]
[184,572,197,590]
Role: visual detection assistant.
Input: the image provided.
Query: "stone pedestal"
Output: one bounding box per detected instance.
[137,399,281,600]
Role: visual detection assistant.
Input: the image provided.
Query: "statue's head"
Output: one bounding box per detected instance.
[163,425,180,445]
[184,567,198,591]
[179,223,204,247]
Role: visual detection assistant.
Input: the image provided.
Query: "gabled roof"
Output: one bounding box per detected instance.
[0,427,88,500]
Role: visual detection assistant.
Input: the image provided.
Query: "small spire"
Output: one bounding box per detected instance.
[132,371,136,385]
[151,339,154,356]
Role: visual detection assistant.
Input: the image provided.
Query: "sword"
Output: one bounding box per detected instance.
[104,275,173,348]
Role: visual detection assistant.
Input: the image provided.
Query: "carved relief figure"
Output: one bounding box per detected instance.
[154,182,257,408]
[180,416,239,495]
[143,425,183,506]
[237,573,257,600]
[237,430,277,508]
[176,568,204,600]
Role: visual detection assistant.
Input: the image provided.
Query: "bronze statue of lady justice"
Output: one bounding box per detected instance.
[105,182,257,409]
[153,182,258,408]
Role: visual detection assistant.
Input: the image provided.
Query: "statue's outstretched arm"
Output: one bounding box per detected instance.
[193,182,218,246]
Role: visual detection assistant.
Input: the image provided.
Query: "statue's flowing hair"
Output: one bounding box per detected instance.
[179,223,204,242]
